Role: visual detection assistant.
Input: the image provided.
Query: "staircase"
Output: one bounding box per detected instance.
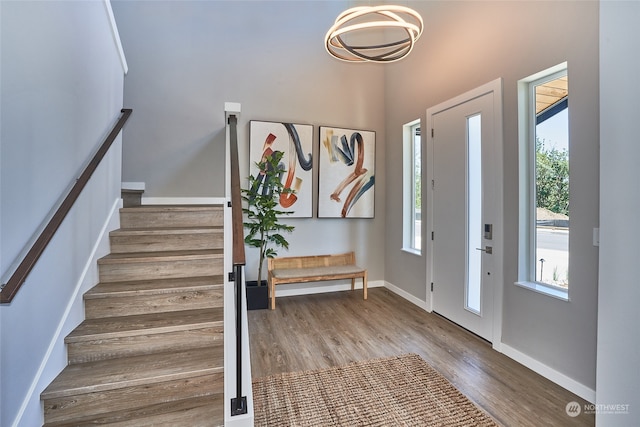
[41,205,226,426]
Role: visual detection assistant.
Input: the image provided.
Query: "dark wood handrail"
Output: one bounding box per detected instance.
[228,115,246,267]
[228,113,248,416]
[0,108,132,304]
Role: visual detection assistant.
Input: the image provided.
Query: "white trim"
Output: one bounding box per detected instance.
[401,247,422,257]
[517,63,569,299]
[225,102,242,117]
[384,281,430,312]
[384,280,594,403]
[273,280,435,307]
[121,181,145,191]
[10,198,122,427]
[103,0,128,74]
[402,119,422,253]
[491,78,505,349]
[520,62,568,84]
[515,280,569,301]
[141,197,227,205]
[274,280,383,298]
[501,343,595,403]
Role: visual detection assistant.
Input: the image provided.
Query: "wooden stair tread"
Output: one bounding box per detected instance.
[42,204,226,425]
[43,395,224,427]
[98,249,223,263]
[85,276,223,299]
[110,226,223,235]
[66,308,223,342]
[120,205,222,212]
[119,205,224,229]
[42,346,223,400]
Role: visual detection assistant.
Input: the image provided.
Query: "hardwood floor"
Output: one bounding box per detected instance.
[248,287,594,427]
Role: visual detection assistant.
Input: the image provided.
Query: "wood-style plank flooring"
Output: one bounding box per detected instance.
[248,287,594,427]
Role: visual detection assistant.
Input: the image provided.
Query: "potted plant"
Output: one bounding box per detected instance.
[242,150,294,309]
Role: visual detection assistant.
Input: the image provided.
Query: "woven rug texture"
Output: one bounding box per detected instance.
[252,353,499,426]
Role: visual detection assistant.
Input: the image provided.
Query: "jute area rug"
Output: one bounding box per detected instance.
[252,353,499,426]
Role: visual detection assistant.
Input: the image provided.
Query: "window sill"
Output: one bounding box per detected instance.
[515,281,569,301]
[401,247,422,257]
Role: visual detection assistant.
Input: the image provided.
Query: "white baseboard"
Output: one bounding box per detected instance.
[500,343,595,403]
[273,279,426,308]
[11,198,122,427]
[382,280,594,404]
[275,280,384,298]
[383,281,430,312]
[141,196,226,205]
[121,181,145,191]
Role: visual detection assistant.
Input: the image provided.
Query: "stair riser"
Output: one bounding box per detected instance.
[99,257,223,283]
[67,326,223,364]
[43,373,223,425]
[42,206,226,425]
[110,232,223,253]
[99,395,224,427]
[85,289,224,319]
[120,209,223,229]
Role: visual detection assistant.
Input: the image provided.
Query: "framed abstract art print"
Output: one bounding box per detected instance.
[249,121,313,217]
[318,126,375,218]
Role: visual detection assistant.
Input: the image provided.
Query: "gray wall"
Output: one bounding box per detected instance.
[5,0,635,423]
[112,0,387,281]
[114,0,601,397]
[597,2,640,424]
[0,1,125,425]
[384,1,599,392]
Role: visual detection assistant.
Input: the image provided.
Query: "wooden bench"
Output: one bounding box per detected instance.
[267,252,367,310]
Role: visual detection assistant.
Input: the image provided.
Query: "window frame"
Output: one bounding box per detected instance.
[516,62,570,301]
[402,119,422,255]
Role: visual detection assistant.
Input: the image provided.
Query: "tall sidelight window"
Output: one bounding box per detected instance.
[466,114,482,313]
[517,63,569,299]
[403,120,422,254]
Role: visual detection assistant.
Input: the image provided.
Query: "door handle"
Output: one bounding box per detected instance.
[476,246,493,254]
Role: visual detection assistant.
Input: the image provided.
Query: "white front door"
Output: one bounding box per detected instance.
[427,80,503,343]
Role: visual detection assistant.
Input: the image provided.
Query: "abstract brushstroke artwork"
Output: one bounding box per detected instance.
[318,126,375,218]
[249,121,313,217]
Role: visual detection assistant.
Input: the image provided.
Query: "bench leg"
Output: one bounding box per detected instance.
[351,277,355,291]
[363,271,368,300]
[269,280,276,310]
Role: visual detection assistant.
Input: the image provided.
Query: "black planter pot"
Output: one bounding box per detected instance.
[246,280,269,310]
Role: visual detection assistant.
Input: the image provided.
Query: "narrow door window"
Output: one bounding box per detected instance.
[466,114,482,313]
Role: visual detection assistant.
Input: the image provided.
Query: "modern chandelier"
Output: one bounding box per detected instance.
[325,5,424,63]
